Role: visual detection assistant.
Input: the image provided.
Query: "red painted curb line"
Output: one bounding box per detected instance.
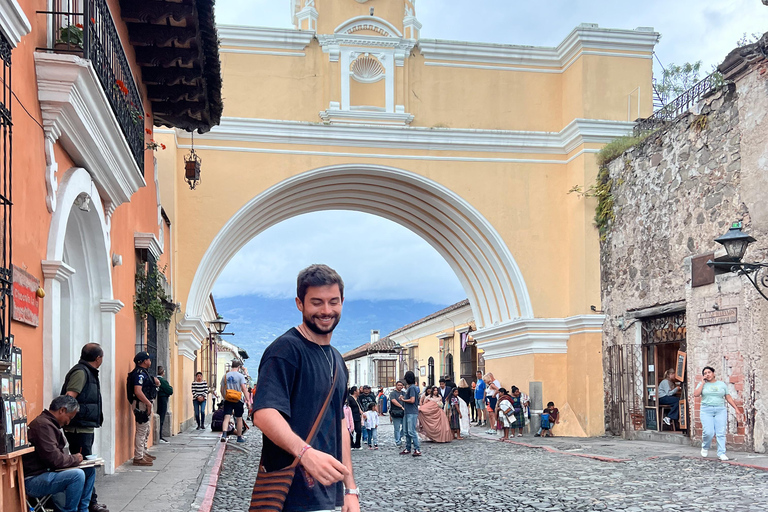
[496,438,631,463]
[198,441,227,512]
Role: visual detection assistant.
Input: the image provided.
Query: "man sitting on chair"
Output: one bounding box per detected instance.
[22,395,95,512]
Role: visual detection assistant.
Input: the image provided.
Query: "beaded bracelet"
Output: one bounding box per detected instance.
[297,444,312,460]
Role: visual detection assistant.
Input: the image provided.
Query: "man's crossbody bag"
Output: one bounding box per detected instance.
[249,361,340,512]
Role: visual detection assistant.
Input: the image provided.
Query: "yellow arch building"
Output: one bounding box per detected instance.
[156,0,659,437]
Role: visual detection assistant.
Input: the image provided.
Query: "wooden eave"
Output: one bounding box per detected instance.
[119,0,222,133]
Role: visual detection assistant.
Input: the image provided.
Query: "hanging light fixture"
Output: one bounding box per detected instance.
[184,131,201,190]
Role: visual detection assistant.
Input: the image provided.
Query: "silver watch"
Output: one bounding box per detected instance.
[344,488,359,496]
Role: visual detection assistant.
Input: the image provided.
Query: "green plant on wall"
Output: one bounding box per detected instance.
[134,264,173,323]
[569,132,656,240]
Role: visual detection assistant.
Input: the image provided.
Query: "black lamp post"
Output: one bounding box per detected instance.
[707,222,768,301]
[208,318,230,335]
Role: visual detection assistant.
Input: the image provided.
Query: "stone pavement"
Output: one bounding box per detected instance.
[213,420,768,512]
[97,425,222,512]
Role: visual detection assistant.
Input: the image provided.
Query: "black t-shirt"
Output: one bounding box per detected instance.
[252,328,349,512]
[358,392,376,413]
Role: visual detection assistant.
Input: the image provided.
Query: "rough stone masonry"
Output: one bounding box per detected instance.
[601,34,768,453]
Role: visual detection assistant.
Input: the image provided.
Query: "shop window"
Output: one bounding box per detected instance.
[376,359,395,388]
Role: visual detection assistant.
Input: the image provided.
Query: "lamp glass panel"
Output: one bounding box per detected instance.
[724,239,749,260]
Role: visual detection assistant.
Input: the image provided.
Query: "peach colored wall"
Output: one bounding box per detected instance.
[12,0,167,467]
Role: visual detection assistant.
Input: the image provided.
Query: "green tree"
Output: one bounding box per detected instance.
[656,61,702,104]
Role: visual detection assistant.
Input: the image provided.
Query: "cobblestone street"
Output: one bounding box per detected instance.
[213,422,768,512]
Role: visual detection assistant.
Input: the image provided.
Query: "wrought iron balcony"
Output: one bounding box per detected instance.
[38,0,144,172]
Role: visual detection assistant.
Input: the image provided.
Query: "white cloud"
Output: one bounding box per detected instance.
[212,211,466,304]
[214,0,768,73]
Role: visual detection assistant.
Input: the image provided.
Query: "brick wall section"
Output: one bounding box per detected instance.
[601,48,768,453]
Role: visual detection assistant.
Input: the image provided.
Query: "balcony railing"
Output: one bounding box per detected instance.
[38,0,144,171]
[634,72,726,136]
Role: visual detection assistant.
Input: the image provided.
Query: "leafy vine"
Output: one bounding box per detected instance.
[134,264,173,323]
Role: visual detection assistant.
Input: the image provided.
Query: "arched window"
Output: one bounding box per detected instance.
[428,357,435,387]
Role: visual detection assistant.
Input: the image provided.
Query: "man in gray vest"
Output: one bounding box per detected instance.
[61,343,108,512]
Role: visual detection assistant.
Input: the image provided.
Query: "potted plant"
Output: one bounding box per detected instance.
[55,23,84,52]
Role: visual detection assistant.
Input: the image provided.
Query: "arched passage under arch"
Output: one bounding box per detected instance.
[178,164,533,347]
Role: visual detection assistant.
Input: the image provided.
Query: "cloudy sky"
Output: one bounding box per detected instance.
[211,1,768,310]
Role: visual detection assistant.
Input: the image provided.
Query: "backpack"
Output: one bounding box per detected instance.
[126,369,137,403]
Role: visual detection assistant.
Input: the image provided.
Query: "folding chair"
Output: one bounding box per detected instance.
[26,494,53,512]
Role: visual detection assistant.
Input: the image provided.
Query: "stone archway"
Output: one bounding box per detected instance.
[42,167,121,474]
[178,164,533,349]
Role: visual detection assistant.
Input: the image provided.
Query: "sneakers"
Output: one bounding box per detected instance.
[701,447,708,457]
[399,449,411,455]
[220,434,227,443]
[374,445,379,450]
[412,450,422,457]
[663,417,671,426]
[534,433,541,437]
[719,454,730,461]
[159,438,169,443]
[517,434,523,437]
[132,458,152,466]
[368,446,374,450]
[236,436,246,443]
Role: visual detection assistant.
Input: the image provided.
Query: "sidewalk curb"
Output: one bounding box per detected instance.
[190,439,227,512]
[651,455,768,472]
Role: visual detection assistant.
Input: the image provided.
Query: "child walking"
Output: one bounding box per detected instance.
[363,402,379,449]
[535,401,560,437]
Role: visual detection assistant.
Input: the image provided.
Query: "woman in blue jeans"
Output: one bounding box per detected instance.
[694,366,743,461]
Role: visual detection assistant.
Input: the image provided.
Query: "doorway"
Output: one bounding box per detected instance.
[640,312,688,434]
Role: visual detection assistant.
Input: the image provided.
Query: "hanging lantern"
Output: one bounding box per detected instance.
[184,131,201,190]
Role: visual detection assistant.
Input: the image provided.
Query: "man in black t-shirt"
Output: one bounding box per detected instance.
[252,265,360,512]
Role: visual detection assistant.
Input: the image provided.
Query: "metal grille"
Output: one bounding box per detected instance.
[0,33,12,361]
[39,0,145,171]
[641,312,687,349]
[634,72,725,135]
[606,344,638,435]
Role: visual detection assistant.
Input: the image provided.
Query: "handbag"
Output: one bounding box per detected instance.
[225,389,242,402]
[249,362,339,512]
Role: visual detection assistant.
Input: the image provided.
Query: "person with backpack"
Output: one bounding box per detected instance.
[219,359,249,443]
[156,366,173,442]
[128,352,158,466]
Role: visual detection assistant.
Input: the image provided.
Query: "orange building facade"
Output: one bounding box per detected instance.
[0,0,221,493]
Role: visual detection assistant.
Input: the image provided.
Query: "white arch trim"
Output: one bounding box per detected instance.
[335,16,403,38]
[42,167,119,474]
[182,164,533,344]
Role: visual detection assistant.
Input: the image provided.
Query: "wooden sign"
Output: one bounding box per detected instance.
[679,399,687,429]
[697,308,737,327]
[11,266,39,327]
[675,350,686,382]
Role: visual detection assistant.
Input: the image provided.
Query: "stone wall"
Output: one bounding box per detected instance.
[601,40,768,453]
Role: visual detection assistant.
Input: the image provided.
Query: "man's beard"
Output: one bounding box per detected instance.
[303,311,341,335]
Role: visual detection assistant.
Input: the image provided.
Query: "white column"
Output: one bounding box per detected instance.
[41,260,75,408]
[99,299,123,475]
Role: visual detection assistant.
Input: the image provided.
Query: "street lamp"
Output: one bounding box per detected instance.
[208,318,229,335]
[707,222,768,301]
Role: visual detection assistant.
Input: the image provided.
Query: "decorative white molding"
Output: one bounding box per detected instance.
[334,16,403,38]
[475,314,606,359]
[217,25,314,50]
[319,33,416,51]
[176,316,208,361]
[44,137,59,213]
[296,5,318,33]
[134,232,163,260]
[196,117,633,154]
[436,332,454,339]
[99,299,124,314]
[35,53,146,209]
[403,15,421,41]
[319,109,414,126]
[0,0,31,47]
[184,165,533,330]
[41,260,76,282]
[417,24,659,68]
